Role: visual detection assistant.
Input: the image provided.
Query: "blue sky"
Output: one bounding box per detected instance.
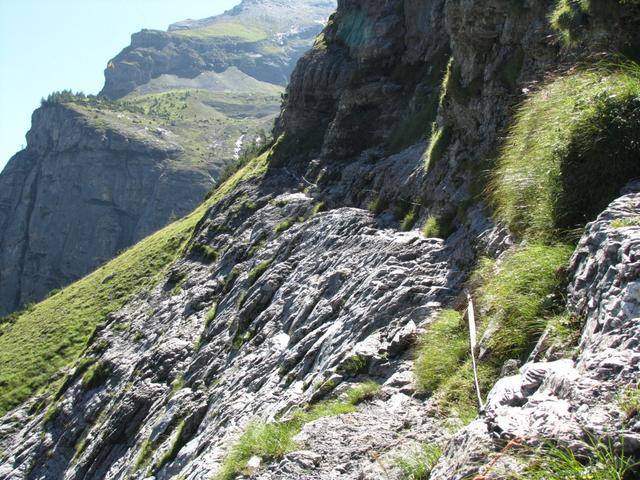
[0,0,240,171]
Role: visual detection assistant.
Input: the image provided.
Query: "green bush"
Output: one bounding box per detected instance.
[414,310,468,394]
[491,65,640,240]
[611,217,640,228]
[476,244,573,362]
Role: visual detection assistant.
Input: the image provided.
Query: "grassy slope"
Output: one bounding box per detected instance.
[490,64,640,240]
[0,152,270,417]
[171,21,269,41]
[65,88,281,170]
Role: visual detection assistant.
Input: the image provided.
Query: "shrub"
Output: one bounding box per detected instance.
[344,381,381,405]
[414,310,468,394]
[395,443,443,480]
[477,243,573,362]
[491,65,640,240]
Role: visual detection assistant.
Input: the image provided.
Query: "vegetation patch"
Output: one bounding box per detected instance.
[214,383,379,480]
[476,244,573,362]
[424,123,452,172]
[618,383,640,421]
[401,207,420,231]
[0,152,269,416]
[421,216,442,238]
[367,196,389,215]
[491,65,640,240]
[337,354,368,376]
[273,217,303,234]
[394,443,443,480]
[248,259,274,285]
[191,243,219,263]
[611,217,640,229]
[414,310,469,394]
[81,361,110,391]
[513,440,640,479]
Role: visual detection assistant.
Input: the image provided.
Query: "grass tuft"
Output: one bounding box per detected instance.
[214,383,378,479]
[248,259,274,285]
[477,243,573,362]
[394,443,443,480]
[490,64,640,240]
[414,310,469,394]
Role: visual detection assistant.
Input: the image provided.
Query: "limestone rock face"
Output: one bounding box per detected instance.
[0,105,210,316]
[101,0,337,99]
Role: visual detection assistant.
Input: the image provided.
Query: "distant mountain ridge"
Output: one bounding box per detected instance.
[0,0,336,316]
[101,0,335,99]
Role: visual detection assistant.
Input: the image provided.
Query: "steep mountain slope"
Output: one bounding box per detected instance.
[1,0,640,479]
[101,0,336,99]
[0,0,336,316]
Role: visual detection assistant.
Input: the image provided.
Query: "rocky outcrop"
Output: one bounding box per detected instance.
[101,0,336,99]
[0,104,211,316]
[1,0,640,479]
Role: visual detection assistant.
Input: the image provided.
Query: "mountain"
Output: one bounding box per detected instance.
[2,0,640,479]
[101,0,336,99]
[0,0,336,316]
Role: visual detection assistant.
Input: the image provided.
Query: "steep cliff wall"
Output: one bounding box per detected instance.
[0,104,209,316]
[101,0,336,99]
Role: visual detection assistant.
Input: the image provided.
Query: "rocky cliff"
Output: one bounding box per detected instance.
[1,0,640,479]
[0,0,336,316]
[101,0,336,99]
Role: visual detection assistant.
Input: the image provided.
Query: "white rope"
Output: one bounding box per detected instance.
[466,291,485,413]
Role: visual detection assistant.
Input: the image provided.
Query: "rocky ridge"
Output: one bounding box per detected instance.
[0,0,336,316]
[1,0,640,479]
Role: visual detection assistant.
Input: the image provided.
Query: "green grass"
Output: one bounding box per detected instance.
[414,310,469,394]
[80,361,110,391]
[421,216,442,238]
[477,243,573,362]
[549,0,640,46]
[191,243,219,263]
[367,196,388,215]
[394,443,443,480]
[514,440,640,480]
[171,21,268,42]
[0,152,269,417]
[156,419,186,472]
[490,64,640,240]
[611,217,640,228]
[248,259,274,285]
[414,244,574,424]
[337,355,368,376]
[273,217,303,234]
[618,383,640,420]
[424,124,452,172]
[401,208,419,231]
[214,383,378,480]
